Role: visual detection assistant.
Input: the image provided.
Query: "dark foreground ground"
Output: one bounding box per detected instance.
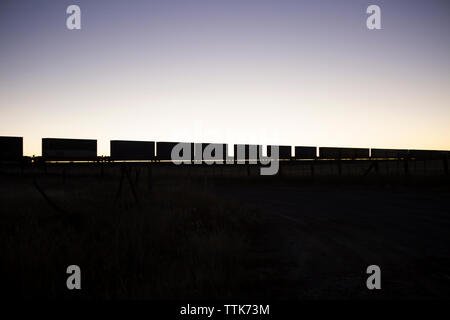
[0,163,449,299]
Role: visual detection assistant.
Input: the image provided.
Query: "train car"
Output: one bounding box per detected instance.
[224,144,237,161]
[200,143,226,161]
[110,140,155,160]
[0,136,23,161]
[370,148,409,159]
[294,146,317,159]
[247,144,261,161]
[408,149,449,160]
[267,145,291,159]
[233,144,246,162]
[233,144,261,162]
[42,138,97,160]
[319,147,369,159]
[157,142,193,161]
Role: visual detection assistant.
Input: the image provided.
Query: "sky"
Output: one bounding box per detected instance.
[0,0,449,156]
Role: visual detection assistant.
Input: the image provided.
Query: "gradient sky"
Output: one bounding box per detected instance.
[1,0,449,156]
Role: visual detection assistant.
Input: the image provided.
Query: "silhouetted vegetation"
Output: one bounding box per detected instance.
[0,169,274,299]
[1,163,449,299]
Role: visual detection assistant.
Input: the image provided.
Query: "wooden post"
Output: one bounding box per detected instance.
[100,160,104,180]
[115,164,126,201]
[135,167,140,185]
[443,156,449,176]
[62,165,66,185]
[147,164,153,191]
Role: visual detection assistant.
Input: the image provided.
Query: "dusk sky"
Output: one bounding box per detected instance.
[1,0,449,156]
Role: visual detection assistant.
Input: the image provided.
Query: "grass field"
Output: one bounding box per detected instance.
[0,163,449,299]
[0,167,277,299]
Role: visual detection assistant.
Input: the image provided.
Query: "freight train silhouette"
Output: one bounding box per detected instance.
[1,136,448,163]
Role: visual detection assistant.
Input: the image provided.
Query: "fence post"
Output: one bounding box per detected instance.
[147,164,153,191]
[443,156,449,176]
[62,165,66,184]
[115,164,126,201]
[100,160,104,180]
[135,167,140,184]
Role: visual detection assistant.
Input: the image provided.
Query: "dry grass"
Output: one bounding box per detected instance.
[0,169,269,299]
